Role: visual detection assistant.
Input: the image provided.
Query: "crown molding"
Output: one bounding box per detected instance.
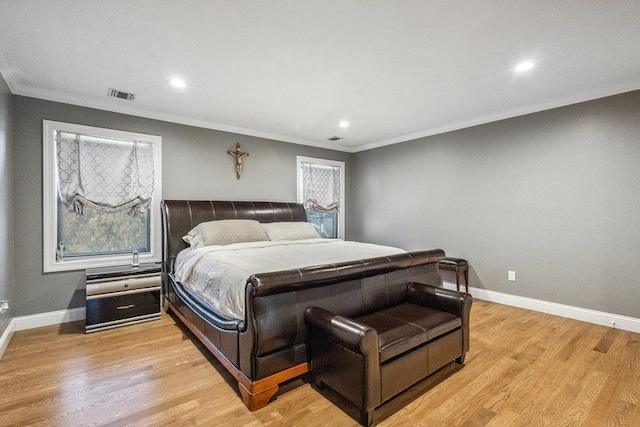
[11,83,358,153]
[5,72,640,154]
[357,80,640,152]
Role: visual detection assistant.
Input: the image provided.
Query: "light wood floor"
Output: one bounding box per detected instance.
[1,300,638,426]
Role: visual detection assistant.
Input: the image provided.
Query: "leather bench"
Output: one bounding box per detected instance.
[305,282,472,426]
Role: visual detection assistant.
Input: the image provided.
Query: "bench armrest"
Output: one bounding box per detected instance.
[305,306,378,356]
[407,283,471,316]
[305,306,383,411]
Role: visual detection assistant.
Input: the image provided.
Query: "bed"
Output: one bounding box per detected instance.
[161,200,445,410]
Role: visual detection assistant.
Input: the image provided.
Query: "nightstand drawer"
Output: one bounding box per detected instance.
[86,275,161,296]
[86,289,160,332]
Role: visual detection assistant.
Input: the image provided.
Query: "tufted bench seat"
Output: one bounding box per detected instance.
[355,303,461,363]
[305,282,472,426]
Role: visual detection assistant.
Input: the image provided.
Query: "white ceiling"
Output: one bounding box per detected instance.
[1,1,639,153]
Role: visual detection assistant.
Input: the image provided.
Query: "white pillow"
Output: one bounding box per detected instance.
[262,222,321,241]
[182,233,204,249]
[183,219,269,248]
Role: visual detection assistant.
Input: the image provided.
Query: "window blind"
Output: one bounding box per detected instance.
[56,131,155,216]
[300,161,340,213]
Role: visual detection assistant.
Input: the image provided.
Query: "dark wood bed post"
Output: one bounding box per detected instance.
[237,363,309,410]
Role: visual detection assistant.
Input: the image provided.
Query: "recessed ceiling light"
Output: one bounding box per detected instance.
[169,78,187,88]
[338,120,350,128]
[514,61,535,72]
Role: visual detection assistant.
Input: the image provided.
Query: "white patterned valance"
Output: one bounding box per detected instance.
[300,161,340,213]
[56,131,155,216]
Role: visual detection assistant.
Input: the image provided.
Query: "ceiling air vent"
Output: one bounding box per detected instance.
[327,136,343,142]
[108,88,136,101]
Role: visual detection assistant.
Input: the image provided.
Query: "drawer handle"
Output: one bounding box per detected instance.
[117,304,136,310]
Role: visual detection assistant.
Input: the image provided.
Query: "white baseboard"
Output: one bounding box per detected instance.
[443,281,640,333]
[0,307,86,361]
[0,318,17,359]
[13,307,86,331]
[2,287,639,361]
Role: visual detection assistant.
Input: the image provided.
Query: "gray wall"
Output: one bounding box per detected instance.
[10,90,640,321]
[12,96,351,317]
[350,90,640,319]
[0,72,14,335]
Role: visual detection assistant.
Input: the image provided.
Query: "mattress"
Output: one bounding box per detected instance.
[174,238,405,320]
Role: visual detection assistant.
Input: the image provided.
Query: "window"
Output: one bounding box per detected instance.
[297,156,345,239]
[43,121,162,272]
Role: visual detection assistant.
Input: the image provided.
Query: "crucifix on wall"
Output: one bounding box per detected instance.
[228,143,249,180]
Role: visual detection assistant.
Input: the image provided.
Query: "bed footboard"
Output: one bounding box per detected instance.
[239,254,444,382]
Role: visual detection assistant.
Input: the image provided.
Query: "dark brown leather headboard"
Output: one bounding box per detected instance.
[160,200,307,277]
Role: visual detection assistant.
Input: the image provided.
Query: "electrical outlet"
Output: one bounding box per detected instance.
[508,271,516,281]
[0,300,8,314]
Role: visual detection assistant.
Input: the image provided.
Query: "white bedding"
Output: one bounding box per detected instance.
[174,238,405,320]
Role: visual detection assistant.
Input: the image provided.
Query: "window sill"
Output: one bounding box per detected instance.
[44,254,160,273]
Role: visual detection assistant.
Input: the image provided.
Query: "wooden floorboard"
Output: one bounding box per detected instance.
[1,300,639,426]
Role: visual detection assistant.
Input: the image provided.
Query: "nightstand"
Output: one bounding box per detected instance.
[85,263,162,333]
[438,257,469,293]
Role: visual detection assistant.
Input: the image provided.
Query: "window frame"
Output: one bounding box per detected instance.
[43,120,162,273]
[296,156,345,239]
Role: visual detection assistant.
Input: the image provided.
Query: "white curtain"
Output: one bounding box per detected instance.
[300,162,340,213]
[56,131,154,216]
